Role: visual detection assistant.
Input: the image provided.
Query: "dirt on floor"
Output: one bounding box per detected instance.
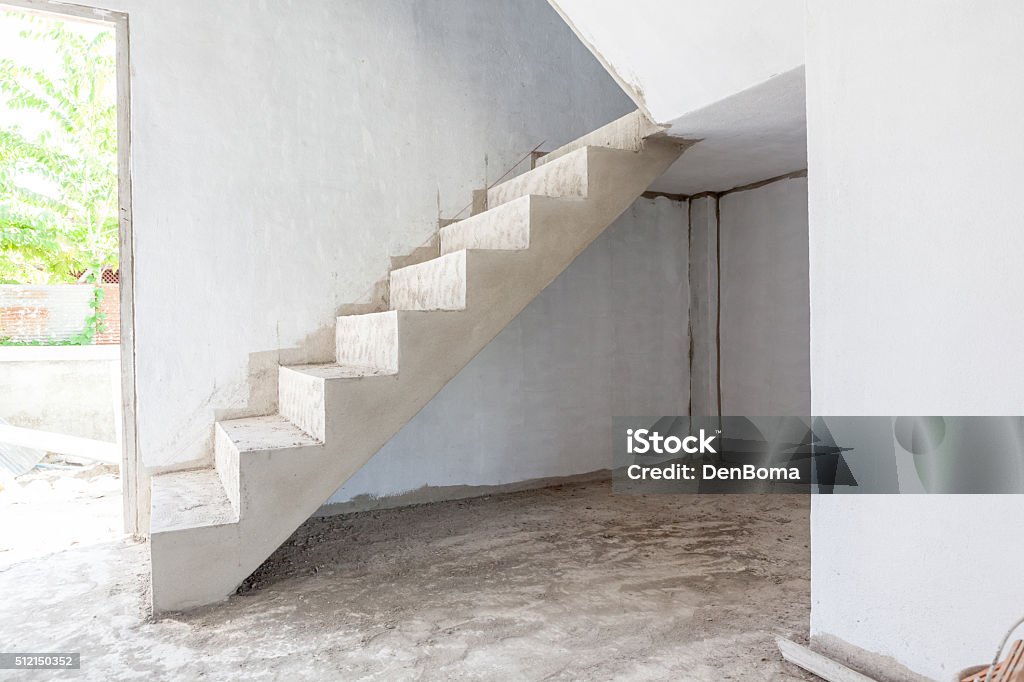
[0,479,814,680]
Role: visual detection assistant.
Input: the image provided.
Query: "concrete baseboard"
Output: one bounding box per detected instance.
[316,469,611,517]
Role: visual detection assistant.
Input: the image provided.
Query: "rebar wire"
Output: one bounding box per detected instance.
[342,140,548,309]
[447,140,547,222]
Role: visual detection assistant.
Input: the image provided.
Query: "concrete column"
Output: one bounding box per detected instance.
[688,195,719,416]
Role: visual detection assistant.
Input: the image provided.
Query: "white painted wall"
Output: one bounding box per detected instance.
[547,0,804,129]
[330,197,689,505]
[719,177,809,416]
[64,0,631,470]
[807,2,1024,678]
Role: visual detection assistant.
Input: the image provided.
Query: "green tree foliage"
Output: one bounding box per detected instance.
[0,13,117,285]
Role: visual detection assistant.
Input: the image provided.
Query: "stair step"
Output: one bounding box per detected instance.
[390,250,467,311]
[440,195,532,255]
[487,145,589,209]
[151,468,237,534]
[335,311,400,373]
[213,414,323,519]
[536,110,663,167]
[283,363,394,380]
[279,363,397,440]
[217,414,320,453]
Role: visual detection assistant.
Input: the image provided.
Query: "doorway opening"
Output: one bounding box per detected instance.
[0,0,137,566]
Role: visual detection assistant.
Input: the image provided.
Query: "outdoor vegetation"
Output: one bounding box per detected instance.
[0,12,117,344]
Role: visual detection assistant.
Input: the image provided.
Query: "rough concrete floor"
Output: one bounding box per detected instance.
[0,480,813,680]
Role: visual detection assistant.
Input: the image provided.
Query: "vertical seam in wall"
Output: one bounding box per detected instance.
[715,196,723,420]
[688,173,804,421]
[686,199,694,418]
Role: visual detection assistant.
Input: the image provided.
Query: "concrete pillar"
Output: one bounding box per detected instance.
[688,195,719,416]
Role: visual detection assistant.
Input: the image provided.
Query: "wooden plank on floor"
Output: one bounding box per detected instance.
[777,637,878,682]
[0,424,119,464]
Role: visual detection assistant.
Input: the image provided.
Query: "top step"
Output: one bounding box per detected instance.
[536,110,666,167]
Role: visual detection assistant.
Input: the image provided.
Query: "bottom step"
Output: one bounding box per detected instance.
[151,468,237,534]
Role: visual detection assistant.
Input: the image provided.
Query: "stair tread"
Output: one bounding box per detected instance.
[536,110,661,166]
[151,467,236,533]
[217,414,320,452]
[390,248,465,274]
[283,363,396,379]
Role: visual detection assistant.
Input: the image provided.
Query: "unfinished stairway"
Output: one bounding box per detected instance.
[149,111,683,612]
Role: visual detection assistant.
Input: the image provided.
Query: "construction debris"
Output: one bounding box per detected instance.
[0,455,120,566]
[962,640,1024,682]
[0,417,46,476]
[777,637,877,682]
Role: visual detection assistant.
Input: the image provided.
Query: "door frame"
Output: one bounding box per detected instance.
[0,0,141,536]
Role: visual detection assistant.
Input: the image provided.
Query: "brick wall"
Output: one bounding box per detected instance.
[95,284,121,345]
[0,284,120,344]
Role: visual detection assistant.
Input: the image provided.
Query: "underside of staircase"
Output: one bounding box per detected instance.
[149,110,684,612]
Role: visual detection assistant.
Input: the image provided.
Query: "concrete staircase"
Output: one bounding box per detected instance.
[149,111,683,612]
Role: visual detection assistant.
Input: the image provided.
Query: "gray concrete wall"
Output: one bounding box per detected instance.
[686,176,809,418]
[0,346,119,441]
[80,0,633,470]
[718,177,809,416]
[328,196,689,507]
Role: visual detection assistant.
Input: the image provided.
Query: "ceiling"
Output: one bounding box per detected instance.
[546,0,807,195]
[649,66,807,195]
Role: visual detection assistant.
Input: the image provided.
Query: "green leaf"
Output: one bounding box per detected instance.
[0,11,117,285]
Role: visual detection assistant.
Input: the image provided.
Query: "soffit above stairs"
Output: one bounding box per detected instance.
[548,0,807,194]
